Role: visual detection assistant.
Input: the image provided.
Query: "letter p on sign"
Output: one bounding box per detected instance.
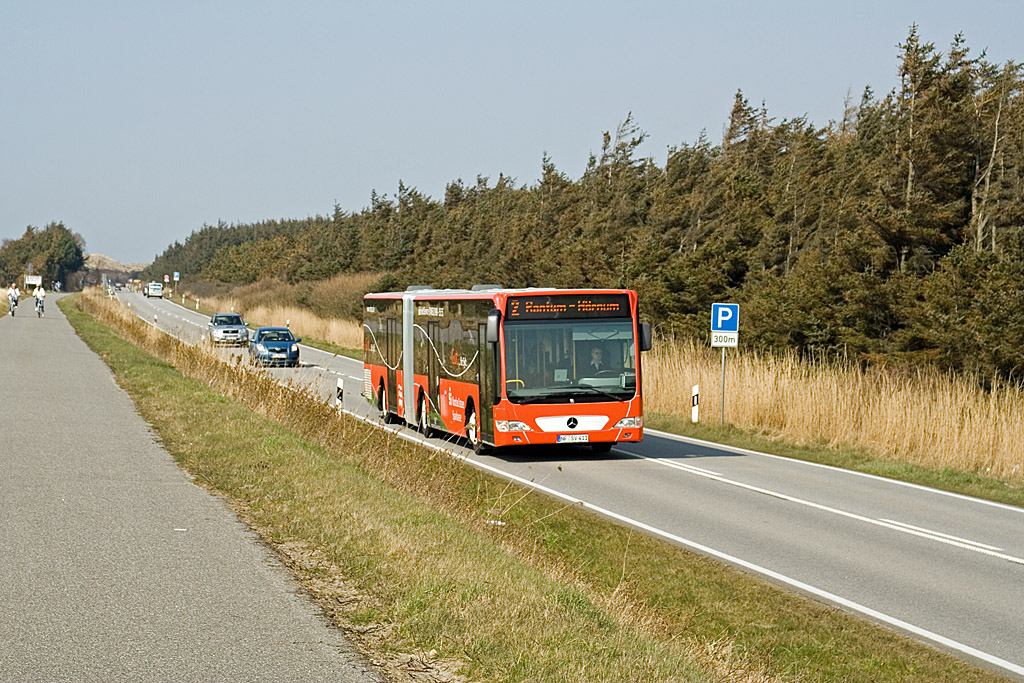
[711,303,739,332]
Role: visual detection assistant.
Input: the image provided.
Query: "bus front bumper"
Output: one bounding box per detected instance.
[491,412,643,448]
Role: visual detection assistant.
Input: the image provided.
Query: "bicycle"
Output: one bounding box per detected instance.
[35,298,44,318]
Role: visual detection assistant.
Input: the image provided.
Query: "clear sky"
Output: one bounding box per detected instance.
[2,1,1021,264]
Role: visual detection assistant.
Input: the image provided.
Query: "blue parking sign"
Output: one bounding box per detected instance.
[711,303,739,332]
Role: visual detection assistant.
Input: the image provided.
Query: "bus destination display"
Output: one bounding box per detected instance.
[506,294,630,320]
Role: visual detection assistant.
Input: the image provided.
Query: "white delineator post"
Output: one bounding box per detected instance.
[691,384,699,423]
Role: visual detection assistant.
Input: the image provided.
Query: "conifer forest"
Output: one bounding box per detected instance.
[145,29,1024,380]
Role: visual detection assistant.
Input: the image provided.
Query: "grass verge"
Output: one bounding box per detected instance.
[61,294,1010,683]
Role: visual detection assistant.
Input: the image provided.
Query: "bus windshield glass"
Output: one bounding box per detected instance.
[503,319,637,403]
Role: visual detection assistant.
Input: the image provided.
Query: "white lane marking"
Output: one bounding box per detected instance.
[646,429,1024,515]
[647,458,721,477]
[339,409,1024,680]
[879,519,1005,552]
[630,452,1024,566]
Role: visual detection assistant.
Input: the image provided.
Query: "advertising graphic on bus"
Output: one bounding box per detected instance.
[363,286,653,453]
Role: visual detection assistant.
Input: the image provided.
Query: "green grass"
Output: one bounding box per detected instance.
[647,412,1024,509]
[61,294,1012,683]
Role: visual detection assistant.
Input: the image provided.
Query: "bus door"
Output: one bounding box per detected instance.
[427,320,440,410]
[386,316,400,414]
[478,322,494,443]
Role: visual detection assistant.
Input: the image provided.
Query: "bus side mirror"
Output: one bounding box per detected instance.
[486,309,501,344]
[639,322,652,352]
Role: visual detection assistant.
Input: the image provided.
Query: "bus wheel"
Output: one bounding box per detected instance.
[465,407,487,454]
[377,385,391,423]
[418,395,433,438]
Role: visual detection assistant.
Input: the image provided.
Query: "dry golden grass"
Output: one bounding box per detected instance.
[239,303,363,348]
[645,337,1024,484]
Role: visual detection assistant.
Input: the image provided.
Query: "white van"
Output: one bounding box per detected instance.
[144,282,163,298]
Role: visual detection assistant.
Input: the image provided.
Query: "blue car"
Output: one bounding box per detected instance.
[248,326,301,367]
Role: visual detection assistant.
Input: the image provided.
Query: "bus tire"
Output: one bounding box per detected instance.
[465,405,488,454]
[377,384,392,423]
[417,394,433,438]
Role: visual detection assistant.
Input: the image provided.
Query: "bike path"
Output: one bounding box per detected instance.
[0,297,385,682]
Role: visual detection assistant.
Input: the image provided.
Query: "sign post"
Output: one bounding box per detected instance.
[710,303,739,425]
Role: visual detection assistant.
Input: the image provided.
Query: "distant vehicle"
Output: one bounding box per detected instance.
[248,326,301,367]
[208,313,249,346]
[143,282,163,298]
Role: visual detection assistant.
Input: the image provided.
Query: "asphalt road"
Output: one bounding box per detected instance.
[0,295,385,682]
[125,291,1024,680]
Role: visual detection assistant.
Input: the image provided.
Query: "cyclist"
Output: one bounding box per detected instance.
[7,283,19,316]
[33,284,46,317]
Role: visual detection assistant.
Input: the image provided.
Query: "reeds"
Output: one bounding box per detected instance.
[645,338,1024,484]
[237,303,363,348]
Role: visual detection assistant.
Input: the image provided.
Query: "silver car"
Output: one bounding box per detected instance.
[208,313,249,346]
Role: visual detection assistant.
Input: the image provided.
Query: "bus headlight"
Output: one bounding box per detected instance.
[613,416,642,429]
[495,420,531,432]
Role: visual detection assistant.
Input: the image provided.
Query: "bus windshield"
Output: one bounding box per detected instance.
[503,319,637,403]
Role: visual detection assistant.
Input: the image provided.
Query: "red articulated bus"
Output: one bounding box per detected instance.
[363,285,653,453]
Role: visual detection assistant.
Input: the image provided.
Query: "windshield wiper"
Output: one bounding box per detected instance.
[512,392,562,405]
[513,386,624,404]
[571,385,625,402]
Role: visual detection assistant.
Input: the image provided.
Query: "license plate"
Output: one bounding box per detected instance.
[557,434,589,443]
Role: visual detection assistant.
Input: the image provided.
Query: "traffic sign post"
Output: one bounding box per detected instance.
[711,304,739,425]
